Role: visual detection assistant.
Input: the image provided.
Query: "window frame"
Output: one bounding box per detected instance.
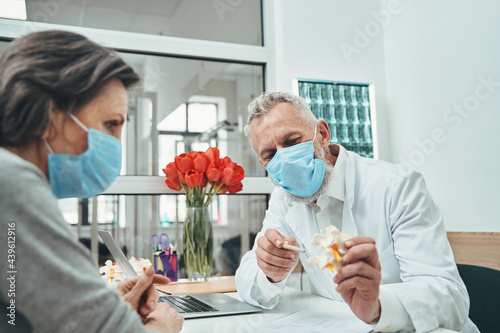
[0,2,278,265]
[0,0,277,196]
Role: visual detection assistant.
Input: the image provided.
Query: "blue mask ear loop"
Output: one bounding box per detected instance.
[44,114,90,154]
[69,114,89,133]
[311,122,320,149]
[312,123,318,143]
[44,139,54,154]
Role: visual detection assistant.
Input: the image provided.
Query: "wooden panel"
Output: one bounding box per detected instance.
[447,232,500,271]
[156,277,236,295]
[294,233,500,272]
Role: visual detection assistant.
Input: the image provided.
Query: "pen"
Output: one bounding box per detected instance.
[282,242,306,253]
[157,288,172,295]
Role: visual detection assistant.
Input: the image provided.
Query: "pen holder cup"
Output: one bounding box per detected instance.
[153,253,178,282]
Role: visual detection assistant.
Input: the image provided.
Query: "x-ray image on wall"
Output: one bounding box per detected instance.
[296,79,375,158]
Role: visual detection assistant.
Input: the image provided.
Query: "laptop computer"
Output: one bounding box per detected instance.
[98,230,262,319]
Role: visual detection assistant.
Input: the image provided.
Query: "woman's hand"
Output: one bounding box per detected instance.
[144,303,184,333]
[116,267,170,318]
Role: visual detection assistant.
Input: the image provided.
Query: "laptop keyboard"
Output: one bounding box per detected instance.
[158,295,219,314]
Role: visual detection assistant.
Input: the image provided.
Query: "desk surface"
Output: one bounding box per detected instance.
[179,287,457,333]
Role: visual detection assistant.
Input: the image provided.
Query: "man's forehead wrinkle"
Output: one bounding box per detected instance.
[261,117,303,137]
[251,104,311,158]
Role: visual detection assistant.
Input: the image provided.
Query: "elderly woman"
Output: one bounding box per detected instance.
[0,31,183,332]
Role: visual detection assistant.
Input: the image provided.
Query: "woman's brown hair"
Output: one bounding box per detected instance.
[0,30,140,147]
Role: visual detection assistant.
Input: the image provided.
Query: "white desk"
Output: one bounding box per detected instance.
[180,287,457,333]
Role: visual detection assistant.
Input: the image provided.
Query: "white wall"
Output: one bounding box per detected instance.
[382,0,500,231]
[274,0,392,160]
[275,0,500,231]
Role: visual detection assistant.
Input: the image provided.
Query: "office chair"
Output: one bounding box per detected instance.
[457,264,500,333]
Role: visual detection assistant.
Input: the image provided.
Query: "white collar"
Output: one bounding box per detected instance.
[322,144,347,201]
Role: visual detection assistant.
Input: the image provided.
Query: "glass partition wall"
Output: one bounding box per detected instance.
[23,0,263,46]
[115,54,266,270]
[120,53,265,178]
[73,194,267,278]
[0,0,273,277]
[55,51,267,276]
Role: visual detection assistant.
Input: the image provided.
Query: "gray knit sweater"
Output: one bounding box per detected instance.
[0,148,154,333]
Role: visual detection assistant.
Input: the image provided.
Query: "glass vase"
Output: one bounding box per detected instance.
[183,206,214,281]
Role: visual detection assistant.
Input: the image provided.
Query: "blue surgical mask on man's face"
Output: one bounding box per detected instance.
[265,125,326,197]
[44,114,122,199]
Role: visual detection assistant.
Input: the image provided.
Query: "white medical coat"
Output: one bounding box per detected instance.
[236,149,478,333]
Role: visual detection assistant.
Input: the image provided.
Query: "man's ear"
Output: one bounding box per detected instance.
[317,120,331,148]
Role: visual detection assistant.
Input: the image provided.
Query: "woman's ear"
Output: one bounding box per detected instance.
[41,101,62,140]
[41,123,53,140]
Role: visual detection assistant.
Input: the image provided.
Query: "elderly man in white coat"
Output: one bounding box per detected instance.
[235,92,479,333]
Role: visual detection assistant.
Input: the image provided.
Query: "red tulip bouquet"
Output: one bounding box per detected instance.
[162,147,244,280]
[163,147,245,206]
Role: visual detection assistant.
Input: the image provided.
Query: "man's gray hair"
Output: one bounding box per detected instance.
[244,92,318,139]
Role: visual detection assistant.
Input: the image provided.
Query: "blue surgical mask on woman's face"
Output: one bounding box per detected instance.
[265,125,326,197]
[44,114,122,199]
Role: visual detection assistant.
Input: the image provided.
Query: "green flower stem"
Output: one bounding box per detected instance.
[177,174,225,207]
[183,207,213,280]
[177,177,221,279]
[204,182,224,207]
